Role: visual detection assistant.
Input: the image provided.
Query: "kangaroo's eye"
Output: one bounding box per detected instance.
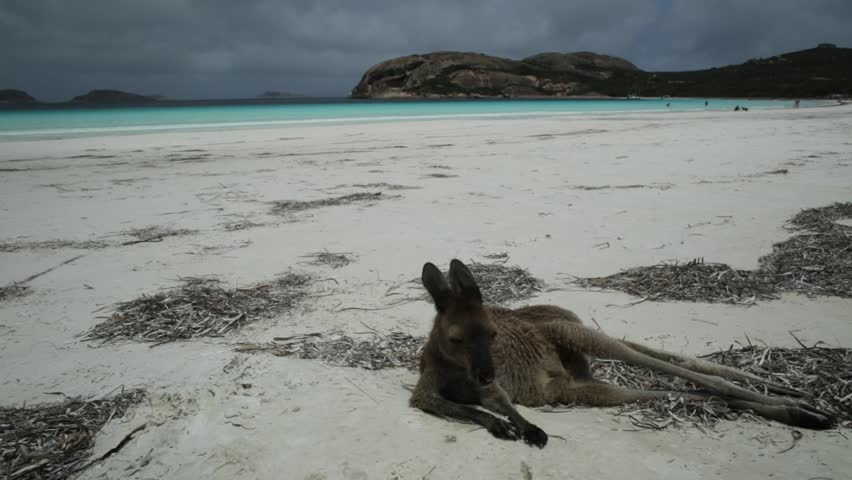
[449,337,463,344]
[491,331,498,339]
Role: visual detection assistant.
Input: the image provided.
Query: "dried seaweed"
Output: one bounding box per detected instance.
[83,273,312,344]
[567,183,673,191]
[0,284,31,302]
[786,202,852,233]
[1,225,195,252]
[0,389,146,480]
[300,250,357,269]
[759,202,852,297]
[270,192,386,215]
[577,258,779,305]
[237,331,422,371]
[759,232,852,297]
[221,219,266,232]
[463,262,545,305]
[346,183,421,190]
[578,203,852,304]
[0,239,108,253]
[392,258,544,307]
[121,226,196,245]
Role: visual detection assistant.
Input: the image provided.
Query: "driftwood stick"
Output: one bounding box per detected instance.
[18,254,85,284]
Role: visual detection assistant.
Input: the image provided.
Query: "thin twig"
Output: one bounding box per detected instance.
[19,255,85,284]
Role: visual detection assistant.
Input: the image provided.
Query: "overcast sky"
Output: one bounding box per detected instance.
[2,0,851,101]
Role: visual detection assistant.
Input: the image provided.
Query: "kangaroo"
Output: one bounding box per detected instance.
[410,259,834,448]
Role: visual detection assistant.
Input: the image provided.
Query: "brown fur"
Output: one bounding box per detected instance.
[410,259,834,448]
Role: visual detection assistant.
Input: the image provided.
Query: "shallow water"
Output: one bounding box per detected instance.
[0,97,823,139]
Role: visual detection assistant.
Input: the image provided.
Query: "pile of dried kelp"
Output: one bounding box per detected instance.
[578,203,852,304]
[0,389,146,480]
[237,331,423,371]
[83,273,312,344]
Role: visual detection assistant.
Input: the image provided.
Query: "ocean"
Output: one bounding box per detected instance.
[0,97,822,139]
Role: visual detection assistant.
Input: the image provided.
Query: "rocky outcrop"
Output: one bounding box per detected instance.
[350,51,638,98]
[71,90,159,104]
[352,45,852,99]
[0,89,36,103]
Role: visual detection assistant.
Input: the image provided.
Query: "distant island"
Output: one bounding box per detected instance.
[71,89,160,104]
[0,89,36,103]
[257,90,303,99]
[351,44,852,99]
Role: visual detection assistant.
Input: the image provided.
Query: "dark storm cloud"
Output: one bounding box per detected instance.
[2,0,851,100]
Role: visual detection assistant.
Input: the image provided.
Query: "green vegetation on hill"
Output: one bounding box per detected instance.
[352,45,852,99]
[592,46,852,98]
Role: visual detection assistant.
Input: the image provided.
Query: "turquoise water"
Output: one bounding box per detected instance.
[0,98,819,139]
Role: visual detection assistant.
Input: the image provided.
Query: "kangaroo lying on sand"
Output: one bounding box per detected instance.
[410,259,834,448]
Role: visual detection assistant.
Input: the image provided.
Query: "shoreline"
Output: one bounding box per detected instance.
[0,99,839,142]
[1,94,841,110]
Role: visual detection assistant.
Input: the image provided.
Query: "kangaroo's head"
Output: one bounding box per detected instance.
[422,259,497,386]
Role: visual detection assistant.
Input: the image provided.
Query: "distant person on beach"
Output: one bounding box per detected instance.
[705,100,708,107]
[734,105,741,111]
[742,106,749,111]
[794,99,800,108]
[666,103,670,107]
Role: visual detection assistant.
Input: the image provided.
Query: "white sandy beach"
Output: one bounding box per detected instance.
[2,106,852,479]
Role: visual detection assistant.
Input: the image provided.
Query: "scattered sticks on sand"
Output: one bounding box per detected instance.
[82,273,312,345]
[463,261,545,305]
[578,203,852,304]
[383,257,545,309]
[1,225,196,252]
[300,250,357,269]
[329,183,421,191]
[120,226,196,246]
[0,389,146,480]
[0,255,85,303]
[0,239,107,253]
[567,183,673,191]
[221,219,266,232]
[270,192,387,215]
[237,330,423,371]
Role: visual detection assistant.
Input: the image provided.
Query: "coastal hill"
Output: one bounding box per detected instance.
[0,89,36,103]
[71,89,159,104]
[351,44,852,99]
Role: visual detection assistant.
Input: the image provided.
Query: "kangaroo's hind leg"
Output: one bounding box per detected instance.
[514,306,596,381]
[543,380,833,430]
[545,379,703,406]
[535,321,834,429]
[619,340,805,397]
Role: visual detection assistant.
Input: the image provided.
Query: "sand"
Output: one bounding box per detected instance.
[1,105,851,479]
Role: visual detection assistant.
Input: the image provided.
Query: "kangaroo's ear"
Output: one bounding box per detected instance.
[422,262,451,312]
[448,259,482,304]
